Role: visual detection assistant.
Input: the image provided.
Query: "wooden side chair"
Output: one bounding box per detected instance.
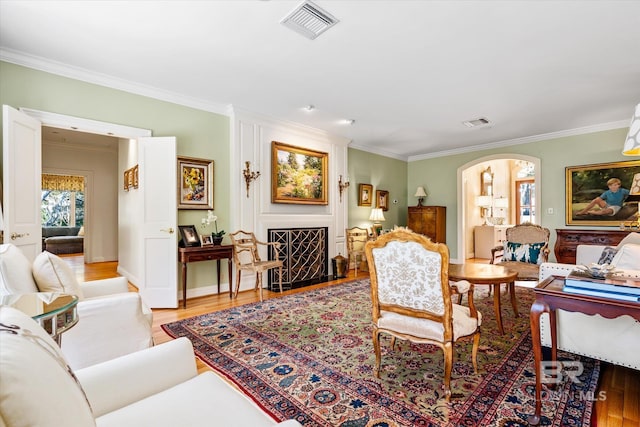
[490,223,550,281]
[346,227,370,275]
[365,228,482,401]
[229,230,283,302]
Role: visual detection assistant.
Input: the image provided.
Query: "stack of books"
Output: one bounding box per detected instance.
[563,271,640,302]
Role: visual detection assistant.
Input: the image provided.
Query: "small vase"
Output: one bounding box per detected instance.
[212,236,224,245]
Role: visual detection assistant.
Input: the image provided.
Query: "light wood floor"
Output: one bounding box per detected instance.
[64,255,639,427]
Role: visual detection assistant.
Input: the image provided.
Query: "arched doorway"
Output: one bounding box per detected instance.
[456,154,541,262]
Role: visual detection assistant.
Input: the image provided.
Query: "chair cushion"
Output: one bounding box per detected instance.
[611,243,640,270]
[32,251,84,299]
[0,306,96,427]
[503,241,546,264]
[0,244,39,296]
[378,304,481,342]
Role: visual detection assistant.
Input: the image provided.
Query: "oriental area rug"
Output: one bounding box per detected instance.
[162,279,599,427]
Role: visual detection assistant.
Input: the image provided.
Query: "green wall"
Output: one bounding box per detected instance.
[408,127,631,260]
[0,61,230,287]
[347,148,408,231]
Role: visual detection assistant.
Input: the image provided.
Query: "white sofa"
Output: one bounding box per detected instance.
[538,238,640,370]
[0,244,153,369]
[0,306,302,427]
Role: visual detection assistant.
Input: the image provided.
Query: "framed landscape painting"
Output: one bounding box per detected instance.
[565,160,640,226]
[177,156,214,210]
[271,141,328,205]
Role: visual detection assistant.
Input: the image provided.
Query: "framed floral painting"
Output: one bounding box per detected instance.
[271,141,328,205]
[177,156,214,210]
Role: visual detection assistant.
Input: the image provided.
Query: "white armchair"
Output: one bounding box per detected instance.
[0,306,302,427]
[538,238,640,370]
[0,244,153,369]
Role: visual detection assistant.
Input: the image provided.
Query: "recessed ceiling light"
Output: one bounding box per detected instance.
[304,105,315,112]
[463,117,491,128]
[344,119,355,125]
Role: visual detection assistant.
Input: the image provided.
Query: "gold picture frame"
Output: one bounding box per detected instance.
[177,156,214,210]
[566,160,640,226]
[271,141,328,205]
[200,234,214,246]
[358,184,373,206]
[376,190,389,211]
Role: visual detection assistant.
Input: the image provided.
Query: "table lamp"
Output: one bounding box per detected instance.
[369,208,385,236]
[622,103,640,156]
[414,186,427,206]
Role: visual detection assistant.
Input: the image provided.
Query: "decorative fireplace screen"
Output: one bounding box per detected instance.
[268,227,328,290]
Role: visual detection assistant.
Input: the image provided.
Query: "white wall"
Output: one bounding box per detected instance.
[42,139,118,262]
[117,138,142,284]
[230,108,350,292]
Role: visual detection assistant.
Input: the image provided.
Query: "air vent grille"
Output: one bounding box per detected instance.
[463,117,491,128]
[281,1,339,40]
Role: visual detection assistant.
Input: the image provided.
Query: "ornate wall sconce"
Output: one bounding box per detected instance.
[243,161,261,198]
[338,175,350,202]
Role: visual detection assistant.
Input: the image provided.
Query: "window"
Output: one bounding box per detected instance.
[41,174,85,227]
[515,179,535,225]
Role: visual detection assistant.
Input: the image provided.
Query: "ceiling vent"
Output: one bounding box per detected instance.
[463,117,492,128]
[280,1,339,40]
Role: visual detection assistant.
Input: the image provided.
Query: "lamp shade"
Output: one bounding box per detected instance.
[414,186,427,198]
[494,197,509,208]
[475,195,492,207]
[369,208,386,222]
[623,103,640,156]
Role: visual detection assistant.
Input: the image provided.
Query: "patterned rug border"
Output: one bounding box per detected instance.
[161,279,599,426]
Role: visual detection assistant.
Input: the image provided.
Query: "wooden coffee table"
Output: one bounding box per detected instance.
[449,263,519,334]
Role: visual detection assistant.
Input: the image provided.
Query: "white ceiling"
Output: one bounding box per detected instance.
[2,1,639,160]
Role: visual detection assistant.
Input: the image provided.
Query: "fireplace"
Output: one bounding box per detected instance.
[268,227,328,290]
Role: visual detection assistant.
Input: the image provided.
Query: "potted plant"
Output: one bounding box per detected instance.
[202,210,225,245]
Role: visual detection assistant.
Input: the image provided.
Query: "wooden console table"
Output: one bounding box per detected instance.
[554,229,630,264]
[528,275,640,425]
[178,245,233,309]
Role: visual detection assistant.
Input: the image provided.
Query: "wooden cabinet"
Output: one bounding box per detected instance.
[554,229,631,264]
[407,206,446,243]
[474,225,511,259]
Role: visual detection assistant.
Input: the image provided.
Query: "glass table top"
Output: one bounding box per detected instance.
[1,292,78,319]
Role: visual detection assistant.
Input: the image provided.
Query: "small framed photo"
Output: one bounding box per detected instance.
[178,225,201,247]
[133,164,139,189]
[358,184,373,206]
[123,169,130,191]
[376,190,389,211]
[177,156,214,210]
[201,235,213,246]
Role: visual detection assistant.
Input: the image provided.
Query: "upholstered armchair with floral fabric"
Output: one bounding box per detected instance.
[365,228,482,401]
[491,223,550,281]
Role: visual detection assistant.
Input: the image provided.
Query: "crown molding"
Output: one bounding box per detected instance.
[0,48,230,116]
[408,120,629,162]
[347,142,408,161]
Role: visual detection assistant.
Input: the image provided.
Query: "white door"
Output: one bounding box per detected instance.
[2,105,42,261]
[138,137,178,308]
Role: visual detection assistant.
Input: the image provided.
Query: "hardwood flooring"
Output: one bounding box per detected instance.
[64,254,639,427]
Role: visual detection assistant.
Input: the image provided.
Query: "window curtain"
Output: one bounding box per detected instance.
[42,174,85,192]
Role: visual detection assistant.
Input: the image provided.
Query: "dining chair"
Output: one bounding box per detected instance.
[346,226,370,275]
[365,228,482,401]
[229,230,283,302]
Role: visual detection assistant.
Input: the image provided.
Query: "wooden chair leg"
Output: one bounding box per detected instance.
[373,329,381,378]
[277,266,283,293]
[233,270,242,298]
[257,272,263,302]
[443,343,453,401]
[471,332,480,374]
[354,254,359,276]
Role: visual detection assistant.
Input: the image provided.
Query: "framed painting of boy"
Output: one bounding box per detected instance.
[566,160,640,226]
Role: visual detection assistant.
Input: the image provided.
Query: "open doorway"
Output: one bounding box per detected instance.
[457,155,540,262]
[42,126,119,263]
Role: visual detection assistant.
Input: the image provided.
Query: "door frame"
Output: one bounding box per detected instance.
[457,154,540,262]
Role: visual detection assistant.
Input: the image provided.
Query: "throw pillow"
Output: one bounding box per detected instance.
[503,242,546,265]
[78,226,85,236]
[610,243,640,270]
[597,246,618,265]
[616,232,640,248]
[32,251,84,299]
[0,306,96,427]
[0,244,39,296]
